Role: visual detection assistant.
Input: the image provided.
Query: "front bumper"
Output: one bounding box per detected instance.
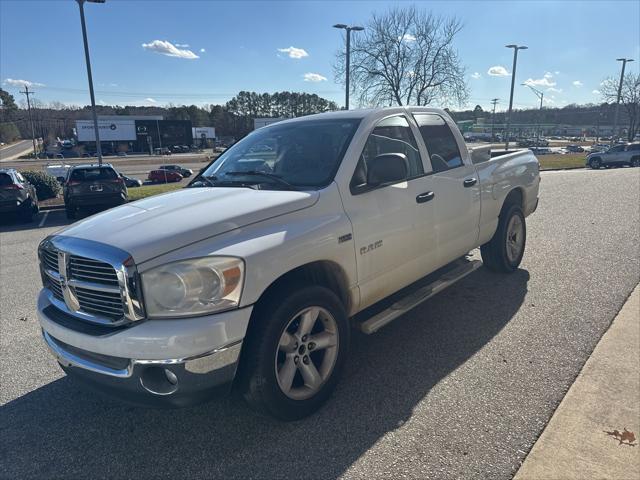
[37,290,253,407]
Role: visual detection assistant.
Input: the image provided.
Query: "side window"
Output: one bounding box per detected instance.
[413,114,463,173]
[351,115,423,191]
[626,144,639,151]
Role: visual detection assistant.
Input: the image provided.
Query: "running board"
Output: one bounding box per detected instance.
[359,259,482,334]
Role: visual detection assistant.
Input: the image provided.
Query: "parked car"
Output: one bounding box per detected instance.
[119,173,143,188]
[565,144,585,153]
[36,107,540,420]
[530,147,553,155]
[0,168,39,221]
[154,147,172,156]
[117,152,128,157]
[159,164,193,177]
[63,164,128,219]
[148,169,183,183]
[585,143,640,169]
[45,163,71,183]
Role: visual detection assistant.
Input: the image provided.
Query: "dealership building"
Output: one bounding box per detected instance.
[75,115,207,154]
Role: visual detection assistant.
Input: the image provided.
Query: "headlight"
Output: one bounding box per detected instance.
[141,257,244,318]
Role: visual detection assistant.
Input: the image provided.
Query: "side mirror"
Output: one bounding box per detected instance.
[366,153,409,187]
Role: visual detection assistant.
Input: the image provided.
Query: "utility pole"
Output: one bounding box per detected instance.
[77,0,105,165]
[20,85,38,158]
[611,57,634,144]
[522,84,544,145]
[333,24,364,110]
[504,44,528,151]
[490,98,499,142]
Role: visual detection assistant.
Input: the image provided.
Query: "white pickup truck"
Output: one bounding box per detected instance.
[37,107,540,419]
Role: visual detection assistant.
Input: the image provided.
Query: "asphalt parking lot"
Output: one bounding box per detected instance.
[1,168,639,479]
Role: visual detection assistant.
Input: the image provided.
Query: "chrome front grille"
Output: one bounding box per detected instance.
[39,236,145,326]
[69,256,119,285]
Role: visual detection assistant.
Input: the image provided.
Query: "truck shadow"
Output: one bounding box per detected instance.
[0,210,71,233]
[1,268,529,479]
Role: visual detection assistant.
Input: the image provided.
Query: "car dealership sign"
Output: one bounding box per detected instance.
[76,119,137,142]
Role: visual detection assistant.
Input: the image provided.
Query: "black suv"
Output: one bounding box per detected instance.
[0,168,39,222]
[64,164,127,219]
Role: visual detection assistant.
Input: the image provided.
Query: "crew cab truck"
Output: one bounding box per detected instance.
[37,107,540,420]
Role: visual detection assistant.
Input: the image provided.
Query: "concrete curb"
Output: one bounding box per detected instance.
[540,166,586,172]
[514,284,640,480]
[39,204,65,212]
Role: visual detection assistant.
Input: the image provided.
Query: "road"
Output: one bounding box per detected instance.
[1,168,639,479]
[0,140,34,162]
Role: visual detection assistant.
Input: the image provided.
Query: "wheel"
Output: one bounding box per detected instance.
[481,203,526,273]
[589,157,601,169]
[631,157,640,168]
[65,206,76,220]
[239,285,349,420]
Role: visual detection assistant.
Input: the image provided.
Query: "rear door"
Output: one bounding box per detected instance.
[412,113,481,264]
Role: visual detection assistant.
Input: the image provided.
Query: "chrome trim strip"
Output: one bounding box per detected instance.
[42,329,242,379]
[68,278,120,294]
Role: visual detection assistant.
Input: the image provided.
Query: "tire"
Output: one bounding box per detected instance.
[631,157,640,168]
[589,157,602,169]
[66,206,76,220]
[239,285,350,420]
[481,203,526,273]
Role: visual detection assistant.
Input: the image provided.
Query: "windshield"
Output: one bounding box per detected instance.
[202,118,360,189]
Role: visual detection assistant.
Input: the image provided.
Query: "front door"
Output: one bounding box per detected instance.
[342,115,437,310]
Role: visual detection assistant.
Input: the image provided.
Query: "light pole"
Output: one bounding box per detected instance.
[333,23,364,110]
[522,83,544,145]
[611,57,634,144]
[504,44,527,150]
[77,0,105,165]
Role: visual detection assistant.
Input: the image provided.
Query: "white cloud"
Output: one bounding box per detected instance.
[277,46,309,59]
[145,98,157,103]
[3,78,45,88]
[174,43,190,48]
[399,33,417,42]
[303,72,327,82]
[142,40,199,59]
[546,87,562,93]
[554,71,560,75]
[98,100,107,105]
[200,48,206,53]
[471,72,482,79]
[523,74,557,87]
[592,89,600,95]
[572,80,583,87]
[487,66,509,77]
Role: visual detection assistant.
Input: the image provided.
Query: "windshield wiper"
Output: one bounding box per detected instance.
[224,171,299,190]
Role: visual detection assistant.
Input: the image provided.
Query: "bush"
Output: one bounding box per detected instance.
[20,170,61,200]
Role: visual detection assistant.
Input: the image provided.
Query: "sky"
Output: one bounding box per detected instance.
[1,0,639,112]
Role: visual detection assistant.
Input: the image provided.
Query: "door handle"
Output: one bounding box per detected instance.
[416,191,435,203]
[463,178,477,187]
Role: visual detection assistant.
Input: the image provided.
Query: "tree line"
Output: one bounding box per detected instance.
[0,90,338,144]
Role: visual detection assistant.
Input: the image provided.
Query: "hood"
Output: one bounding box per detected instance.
[59,187,319,262]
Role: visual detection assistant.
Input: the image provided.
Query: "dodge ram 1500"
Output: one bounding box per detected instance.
[37,107,540,420]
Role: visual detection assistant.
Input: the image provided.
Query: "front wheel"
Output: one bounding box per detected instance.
[481,203,526,273]
[239,285,349,420]
[631,157,640,168]
[589,157,602,169]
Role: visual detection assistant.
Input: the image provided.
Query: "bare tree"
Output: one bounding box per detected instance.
[600,73,640,141]
[334,6,469,108]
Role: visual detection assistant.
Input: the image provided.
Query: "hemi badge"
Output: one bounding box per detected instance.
[338,234,352,244]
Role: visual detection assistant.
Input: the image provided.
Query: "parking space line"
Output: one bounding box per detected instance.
[38,211,49,228]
